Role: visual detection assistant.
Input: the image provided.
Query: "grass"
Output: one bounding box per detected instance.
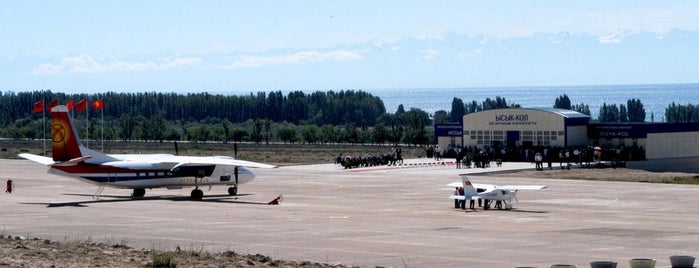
[151,251,177,268]
[0,139,425,166]
[657,176,699,184]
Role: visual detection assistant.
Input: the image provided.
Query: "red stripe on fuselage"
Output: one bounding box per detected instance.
[51,163,168,174]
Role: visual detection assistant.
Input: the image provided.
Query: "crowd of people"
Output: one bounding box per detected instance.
[336,147,403,169]
[336,143,644,170]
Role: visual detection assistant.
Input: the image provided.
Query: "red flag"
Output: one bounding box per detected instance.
[47,99,58,110]
[92,99,104,110]
[75,99,88,111]
[32,100,44,113]
[66,99,74,111]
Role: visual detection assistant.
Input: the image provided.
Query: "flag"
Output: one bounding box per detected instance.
[32,100,44,113]
[47,99,58,110]
[75,99,88,111]
[92,99,104,110]
[66,99,74,111]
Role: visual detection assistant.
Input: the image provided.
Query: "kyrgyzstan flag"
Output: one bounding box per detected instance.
[75,98,88,111]
[66,99,74,111]
[92,99,104,110]
[32,100,44,113]
[47,99,58,110]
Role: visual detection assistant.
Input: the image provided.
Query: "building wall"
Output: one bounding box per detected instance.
[646,132,699,159]
[566,125,589,147]
[437,136,462,150]
[462,109,569,147]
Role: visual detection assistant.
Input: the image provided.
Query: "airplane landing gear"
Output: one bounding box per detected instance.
[190,174,205,200]
[132,188,145,198]
[228,186,238,196]
[191,189,204,200]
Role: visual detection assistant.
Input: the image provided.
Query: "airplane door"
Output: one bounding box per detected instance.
[220,166,235,182]
[108,173,117,183]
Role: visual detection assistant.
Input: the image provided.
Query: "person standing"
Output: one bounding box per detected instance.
[5,179,13,193]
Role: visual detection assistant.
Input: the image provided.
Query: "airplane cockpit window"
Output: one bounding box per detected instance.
[477,188,486,193]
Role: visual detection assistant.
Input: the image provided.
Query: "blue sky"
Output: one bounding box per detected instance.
[2,1,699,93]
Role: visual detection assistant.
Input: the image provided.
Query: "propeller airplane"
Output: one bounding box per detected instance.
[19,105,276,200]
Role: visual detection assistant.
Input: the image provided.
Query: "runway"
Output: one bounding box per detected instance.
[2,158,699,267]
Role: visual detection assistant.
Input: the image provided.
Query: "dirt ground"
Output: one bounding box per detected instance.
[2,162,697,267]
[0,234,357,268]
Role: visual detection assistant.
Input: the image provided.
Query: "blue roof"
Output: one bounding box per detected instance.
[525,107,591,119]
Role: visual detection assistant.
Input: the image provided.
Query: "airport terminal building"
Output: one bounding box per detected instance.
[435,107,699,160]
[461,108,590,148]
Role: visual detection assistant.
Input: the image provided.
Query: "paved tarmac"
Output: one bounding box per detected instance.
[2,158,699,268]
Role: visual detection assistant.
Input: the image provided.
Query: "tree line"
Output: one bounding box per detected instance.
[0,90,385,127]
[0,90,433,145]
[553,94,698,123]
[1,90,696,145]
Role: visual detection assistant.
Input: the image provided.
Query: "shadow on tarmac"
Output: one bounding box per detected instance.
[453,208,549,214]
[20,193,270,208]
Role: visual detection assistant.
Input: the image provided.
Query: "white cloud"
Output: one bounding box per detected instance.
[458,49,482,59]
[597,30,637,44]
[29,54,202,74]
[219,50,362,69]
[421,49,439,60]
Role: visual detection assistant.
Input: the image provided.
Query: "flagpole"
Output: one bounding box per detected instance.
[86,100,89,148]
[101,103,104,151]
[42,97,46,156]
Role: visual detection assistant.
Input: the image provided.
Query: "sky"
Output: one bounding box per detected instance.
[2,1,699,94]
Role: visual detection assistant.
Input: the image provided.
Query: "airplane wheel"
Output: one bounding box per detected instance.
[228,186,238,196]
[133,188,146,198]
[191,189,204,200]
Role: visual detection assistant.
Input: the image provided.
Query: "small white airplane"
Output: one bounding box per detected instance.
[448,175,547,210]
[19,105,276,200]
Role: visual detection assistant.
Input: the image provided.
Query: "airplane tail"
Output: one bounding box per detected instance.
[50,105,113,163]
[460,176,479,196]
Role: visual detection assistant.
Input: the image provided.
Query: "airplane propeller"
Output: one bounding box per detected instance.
[234,143,239,186]
[235,166,239,186]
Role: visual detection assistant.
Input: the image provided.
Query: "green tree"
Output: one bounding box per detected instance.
[119,114,135,141]
[321,124,339,143]
[619,104,628,122]
[433,110,449,124]
[627,98,646,122]
[665,102,699,123]
[301,125,320,144]
[554,94,572,109]
[598,103,620,122]
[372,123,389,144]
[450,97,465,122]
[277,122,298,144]
[571,103,591,115]
[231,127,249,142]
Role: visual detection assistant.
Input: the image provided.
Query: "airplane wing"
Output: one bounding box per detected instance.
[171,156,277,169]
[497,185,548,190]
[446,182,462,188]
[446,182,494,189]
[18,153,55,165]
[472,183,495,191]
[100,155,277,171]
[449,195,480,200]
